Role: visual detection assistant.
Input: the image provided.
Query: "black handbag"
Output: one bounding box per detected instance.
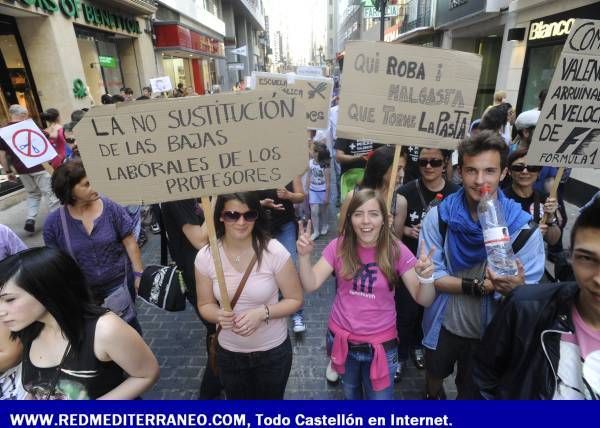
[138,264,187,311]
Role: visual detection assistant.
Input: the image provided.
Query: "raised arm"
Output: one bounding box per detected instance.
[399,242,436,307]
[297,220,334,293]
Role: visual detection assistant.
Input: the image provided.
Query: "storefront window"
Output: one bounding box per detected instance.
[521,44,563,111]
[0,33,40,126]
[202,59,211,93]
[473,37,501,119]
[162,56,191,93]
[76,28,125,104]
[97,40,123,96]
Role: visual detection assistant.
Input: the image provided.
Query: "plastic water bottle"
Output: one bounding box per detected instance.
[477,184,518,276]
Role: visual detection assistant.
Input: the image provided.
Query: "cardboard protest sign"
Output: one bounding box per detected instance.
[0,119,57,168]
[74,91,307,205]
[253,72,333,130]
[149,76,173,93]
[527,19,600,168]
[336,41,482,148]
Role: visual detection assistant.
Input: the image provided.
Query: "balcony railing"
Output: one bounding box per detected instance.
[401,0,431,33]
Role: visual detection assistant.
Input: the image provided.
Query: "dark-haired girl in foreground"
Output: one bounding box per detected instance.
[0,248,159,400]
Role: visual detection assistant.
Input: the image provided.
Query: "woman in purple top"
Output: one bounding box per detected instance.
[0,224,26,261]
[43,161,143,333]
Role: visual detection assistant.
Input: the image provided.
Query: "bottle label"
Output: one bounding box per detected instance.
[483,227,511,245]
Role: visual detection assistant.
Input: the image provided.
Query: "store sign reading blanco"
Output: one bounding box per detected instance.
[529,18,576,40]
[7,0,141,34]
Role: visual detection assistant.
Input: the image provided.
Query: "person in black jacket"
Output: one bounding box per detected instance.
[473,198,600,399]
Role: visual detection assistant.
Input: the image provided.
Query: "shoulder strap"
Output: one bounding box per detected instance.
[415,179,428,211]
[156,204,169,266]
[511,221,538,255]
[437,208,447,246]
[533,193,541,223]
[231,254,258,309]
[59,207,75,258]
[215,254,257,335]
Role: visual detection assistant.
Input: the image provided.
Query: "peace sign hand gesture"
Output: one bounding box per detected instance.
[297,220,315,257]
[414,240,436,279]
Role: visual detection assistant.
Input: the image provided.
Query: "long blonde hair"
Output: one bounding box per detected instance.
[338,188,400,290]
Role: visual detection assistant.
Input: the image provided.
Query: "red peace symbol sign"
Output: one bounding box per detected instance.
[11,129,49,158]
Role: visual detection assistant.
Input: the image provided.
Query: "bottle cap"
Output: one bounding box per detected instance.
[480,184,492,195]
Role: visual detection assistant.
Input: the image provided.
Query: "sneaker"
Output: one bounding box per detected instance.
[150,222,161,234]
[424,388,447,400]
[320,225,329,235]
[24,219,35,233]
[326,360,339,384]
[394,360,404,383]
[292,312,306,333]
[310,231,320,241]
[412,348,426,370]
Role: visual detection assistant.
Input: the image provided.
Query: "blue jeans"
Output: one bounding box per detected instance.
[274,221,297,265]
[327,332,398,400]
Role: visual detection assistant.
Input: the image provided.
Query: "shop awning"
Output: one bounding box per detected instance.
[154,24,225,59]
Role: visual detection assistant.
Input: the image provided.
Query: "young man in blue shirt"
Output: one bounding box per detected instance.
[419,130,545,399]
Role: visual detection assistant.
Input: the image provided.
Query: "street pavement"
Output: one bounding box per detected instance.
[0,195,581,399]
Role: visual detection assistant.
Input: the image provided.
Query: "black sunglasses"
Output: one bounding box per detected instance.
[222,210,258,222]
[418,158,444,168]
[509,164,542,173]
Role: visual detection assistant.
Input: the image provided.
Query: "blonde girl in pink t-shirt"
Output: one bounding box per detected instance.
[297,188,436,399]
[195,192,303,399]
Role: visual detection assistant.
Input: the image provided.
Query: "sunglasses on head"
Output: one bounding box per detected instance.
[509,164,542,173]
[222,210,258,222]
[418,158,444,168]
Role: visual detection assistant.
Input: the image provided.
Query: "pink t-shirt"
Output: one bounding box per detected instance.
[195,239,290,353]
[554,305,600,400]
[322,238,417,336]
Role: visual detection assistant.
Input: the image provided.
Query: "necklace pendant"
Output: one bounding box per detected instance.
[234,255,241,263]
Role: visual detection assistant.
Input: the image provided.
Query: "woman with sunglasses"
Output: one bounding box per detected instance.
[394,147,459,379]
[503,149,561,246]
[195,192,303,399]
[297,188,436,400]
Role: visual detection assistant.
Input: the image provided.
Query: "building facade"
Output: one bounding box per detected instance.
[221,0,267,91]
[153,0,226,95]
[0,0,158,124]
[496,0,600,203]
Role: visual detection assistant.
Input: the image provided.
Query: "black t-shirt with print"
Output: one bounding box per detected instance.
[397,178,460,254]
[334,138,380,175]
[503,187,548,223]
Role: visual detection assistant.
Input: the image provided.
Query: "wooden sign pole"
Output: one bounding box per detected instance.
[540,166,565,225]
[386,146,402,214]
[200,195,231,311]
